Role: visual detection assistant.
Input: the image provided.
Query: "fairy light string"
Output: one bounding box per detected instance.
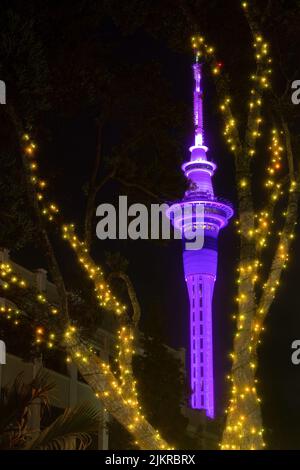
[192,1,298,451]
[19,133,171,450]
[0,253,170,449]
[191,30,271,158]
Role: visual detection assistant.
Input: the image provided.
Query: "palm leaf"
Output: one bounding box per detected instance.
[25,402,101,450]
[0,371,54,435]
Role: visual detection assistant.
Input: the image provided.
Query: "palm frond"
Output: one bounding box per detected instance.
[25,402,101,450]
[0,370,54,435]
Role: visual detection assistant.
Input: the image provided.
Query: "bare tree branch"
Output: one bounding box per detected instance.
[115,176,161,201]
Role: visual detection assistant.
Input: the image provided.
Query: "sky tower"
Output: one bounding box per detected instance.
[168,61,233,419]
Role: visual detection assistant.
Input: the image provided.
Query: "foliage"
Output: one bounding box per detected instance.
[0,371,100,450]
[25,402,101,450]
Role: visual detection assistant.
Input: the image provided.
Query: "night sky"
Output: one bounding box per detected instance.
[4,0,300,449]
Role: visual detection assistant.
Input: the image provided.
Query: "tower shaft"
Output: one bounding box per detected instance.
[187,273,215,417]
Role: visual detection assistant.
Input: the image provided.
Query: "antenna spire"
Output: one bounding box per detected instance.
[193,62,204,147]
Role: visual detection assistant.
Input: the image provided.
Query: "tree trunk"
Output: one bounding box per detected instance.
[64,336,170,450]
[221,163,265,450]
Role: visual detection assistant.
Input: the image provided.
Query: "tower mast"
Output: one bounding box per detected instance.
[193,61,204,148]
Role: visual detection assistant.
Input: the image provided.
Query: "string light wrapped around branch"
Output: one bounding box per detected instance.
[191,35,241,155]
[19,133,171,450]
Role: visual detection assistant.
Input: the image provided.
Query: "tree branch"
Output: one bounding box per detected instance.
[115,176,161,201]
[242,6,270,159]
[254,184,299,330]
[254,120,299,328]
[108,271,141,399]
[6,106,70,325]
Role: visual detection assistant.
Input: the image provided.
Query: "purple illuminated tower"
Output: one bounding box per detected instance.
[169,62,233,419]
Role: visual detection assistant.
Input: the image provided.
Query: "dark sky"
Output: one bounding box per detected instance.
[8,1,300,449]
